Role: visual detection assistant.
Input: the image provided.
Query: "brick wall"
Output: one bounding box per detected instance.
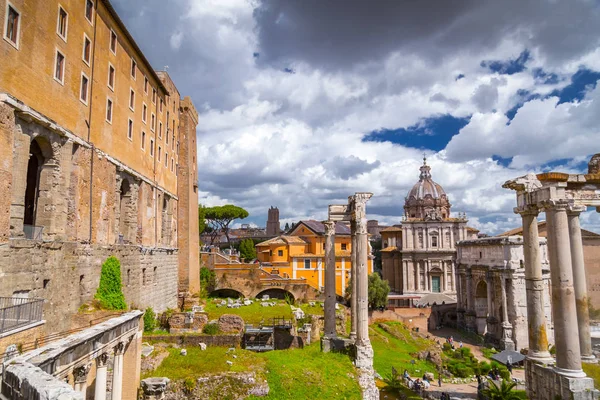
[0,240,177,334]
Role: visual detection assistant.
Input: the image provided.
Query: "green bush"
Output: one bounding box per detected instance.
[490,361,511,381]
[94,256,127,310]
[143,307,156,332]
[199,267,216,298]
[203,323,219,335]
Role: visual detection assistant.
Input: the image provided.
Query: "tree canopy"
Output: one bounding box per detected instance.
[198,204,207,235]
[239,238,257,261]
[204,204,249,245]
[345,272,390,310]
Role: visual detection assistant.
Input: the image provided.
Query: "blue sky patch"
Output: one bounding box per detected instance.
[550,68,600,104]
[480,50,530,75]
[532,68,559,84]
[363,115,470,151]
[492,155,513,168]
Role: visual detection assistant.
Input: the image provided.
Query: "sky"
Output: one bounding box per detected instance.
[112,0,600,235]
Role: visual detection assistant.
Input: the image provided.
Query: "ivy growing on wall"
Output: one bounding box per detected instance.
[94,256,127,310]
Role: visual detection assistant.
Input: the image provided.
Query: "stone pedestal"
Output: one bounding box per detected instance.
[141,377,170,400]
[500,322,516,351]
[525,359,598,400]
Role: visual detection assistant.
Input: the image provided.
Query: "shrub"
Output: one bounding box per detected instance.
[382,372,405,394]
[199,267,216,297]
[284,293,295,306]
[203,323,219,335]
[143,307,156,332]
[94,256,127,310]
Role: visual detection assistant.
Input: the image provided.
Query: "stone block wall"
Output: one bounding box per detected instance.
[0,240,177,334]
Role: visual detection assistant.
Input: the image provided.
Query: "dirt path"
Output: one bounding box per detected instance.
[427,327,487,362]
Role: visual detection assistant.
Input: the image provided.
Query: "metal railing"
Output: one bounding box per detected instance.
[0,297,44,334]
[23,224,43,240]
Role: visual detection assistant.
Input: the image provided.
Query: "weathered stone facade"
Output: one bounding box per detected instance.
[456,236,554,351]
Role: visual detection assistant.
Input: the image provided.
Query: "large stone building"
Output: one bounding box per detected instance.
[256,220,374,296]
[0,0,199,336]
[381,158,475,305]
[455,236,554,351]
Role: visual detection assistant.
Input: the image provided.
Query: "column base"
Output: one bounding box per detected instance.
[353,340,374,370]
[500,338,516,351]
[582,355,598,364]
[321,336,353,354]
[526,351,554,365]
[554,366,587,378]
[525,359,599,400]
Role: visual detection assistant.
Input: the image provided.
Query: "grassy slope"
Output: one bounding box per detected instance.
[251,343,362,400]
[584,362,600,389]
[370,321,437,378]
[204,299,293,325]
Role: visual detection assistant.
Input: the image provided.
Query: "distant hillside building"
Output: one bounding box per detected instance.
[381,158,477,306]
[256,220,374,296]
[266,206,281,236]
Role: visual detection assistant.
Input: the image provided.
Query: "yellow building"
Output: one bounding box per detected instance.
[256,220,374,296]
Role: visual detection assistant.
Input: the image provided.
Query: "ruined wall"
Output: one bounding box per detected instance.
[0,240,177,334]
[585,237,600,309]
[0,102,14,242]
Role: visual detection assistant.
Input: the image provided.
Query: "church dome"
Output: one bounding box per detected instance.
[404,158,451,220]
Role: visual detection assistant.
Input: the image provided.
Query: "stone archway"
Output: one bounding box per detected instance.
[255,288,295,302]
[209,288,244,299]
[475,280,488,335]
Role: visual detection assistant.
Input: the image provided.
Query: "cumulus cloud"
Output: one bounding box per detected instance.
[111,0,600,234]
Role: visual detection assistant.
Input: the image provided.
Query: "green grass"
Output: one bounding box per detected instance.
[204,299,292,325]
[299,302,324,316]
[142,346,265,381]
[370,321,438,378]
[583,362,600,389]
[249,343,361,400]
[481,346,498,360]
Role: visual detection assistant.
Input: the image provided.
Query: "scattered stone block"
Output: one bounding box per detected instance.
[262,295,269,300]
[226,360,233,366]
[141,343,155,358]
[198,343,207,351]
[243,299,252,306]
[192,305,204,313]
[309,301,316,306]
[180,349,187,356]
[218,314,245,333]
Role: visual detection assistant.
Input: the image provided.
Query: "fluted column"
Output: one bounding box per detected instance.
[350,219,357,340]
[519,208,553,362]
[416,262,421,291]
[500,274,515,350]
[112,342,125,400]
[73,364,90,395]
[545,202,585,377]
[567,206,596,363]
[94,353,109,400]
[323,220,337,339]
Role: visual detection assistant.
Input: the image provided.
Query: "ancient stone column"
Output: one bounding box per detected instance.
[141,378,170,400]
[323,220,337,339]
[567,206,596,363]
[485,271,493,333]
[350,219,357,341]
[112,342,125,400]
[94,353,109,400]
[442,262,447,292]
[519,208,553,362]
[545,202,586,377]
[499,275,515,350]
[73,363,90,395]
[415,261,421,291]
[353,193,374,370]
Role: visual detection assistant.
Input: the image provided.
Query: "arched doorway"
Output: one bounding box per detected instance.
[23,139,51,239]
[475,280,488,335]
[209,289,244,299]
[255,288,295,302]
[119,179,131,243]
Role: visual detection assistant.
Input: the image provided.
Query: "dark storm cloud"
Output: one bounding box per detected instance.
[253,0,600,70]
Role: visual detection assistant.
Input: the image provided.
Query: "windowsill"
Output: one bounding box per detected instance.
[108,85,114,92]
[53,77,65,86]
[82,58,91,67]
[57,32,67,43]
[129,106,135,112]
[2,36,19,50]
[79,98,88,106]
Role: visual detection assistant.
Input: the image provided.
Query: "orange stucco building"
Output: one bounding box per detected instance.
[256,220,374,296]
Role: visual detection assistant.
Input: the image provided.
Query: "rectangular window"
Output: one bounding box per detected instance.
[432,236,438,247]
[341,243,347,251]
[129,89,135,110]
[80,73,89,104]
[131,58,136,79]
[278,250,283,257]
[173,135,175,150]
[4,4,21,48]
[82,34,91,64]
[142,103,147,123]
[144,76,148,94]
[304,259,311,269]
[151,113,156,132]
[171,158,174,172]
[106,98,113,122]
[54,50,65,84]
[150,138,154,156]
[160,99,163,113]
[158,146,162,162]
[127,119,133,140]
[57,6,68,41]
[166,111,170,130]
[159,122,163,139]
[110,29,117,54]
[85,0,93,23]
[165,125,168,144]
[152,88,156,104]
[108,63,115,90]
[165,152,168,167]
[141,131,146,150]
